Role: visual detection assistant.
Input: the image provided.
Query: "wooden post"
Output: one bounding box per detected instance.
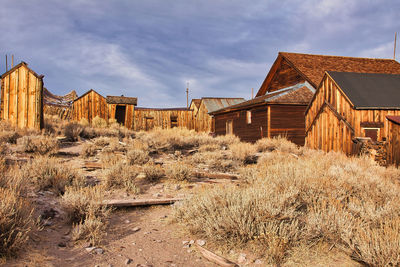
[267,106,271,138]
[251,88,254,99]
[395,32,397,60]
[11,55,14,68]
[5,55,7,72]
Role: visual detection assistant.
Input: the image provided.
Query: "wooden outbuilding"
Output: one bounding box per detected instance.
[71,89,107,123]
[43,88,77,120]
[193,98,245,132]
[106,95,137,129]
[305,72,400,155]
[212,52,400,145]
[386,116,400,166]
[134,107,194,131]
[0,62,44,130]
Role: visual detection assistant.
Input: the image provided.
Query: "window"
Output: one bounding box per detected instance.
[246,110,252,124]
[226,120,233,135]
[170,116,178,128]
[363,128,379,142]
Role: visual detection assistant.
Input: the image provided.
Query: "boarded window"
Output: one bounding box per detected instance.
[171,116,178,128]
[246,111,252,124]
[363,128,379,142]
[226,120,233,135]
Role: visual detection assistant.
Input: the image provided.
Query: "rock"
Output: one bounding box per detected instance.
[153,193,162,198]
[58,241,67,247]
[155,240,162,243]
[182,241,189,245]
[254,259,263,265]
[125,219,131,224]
[125,258,133,265]
[85,247,96,253]
[238,253,247,264]
[94,248,104,254]
[132,227,141,232]
[196,240,206,246]
[189,240,194,245]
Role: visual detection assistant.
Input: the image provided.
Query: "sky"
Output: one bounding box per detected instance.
[0,0,399,107]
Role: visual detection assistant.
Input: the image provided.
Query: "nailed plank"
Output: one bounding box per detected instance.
[195,244,238,267]
[194,172,238,180]
[103,198,184,207]
[83,162,103,169]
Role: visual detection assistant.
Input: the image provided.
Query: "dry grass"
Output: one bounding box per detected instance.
[103,162,140,193]
[126,149,150,165]
[143,163,164,182]
[21,157,84,195]
[92,116,107,128]
[166,161,193,181]
[81,143,97,158]
[174,146,400,266]
[62,185,110,245]
[17,135,59,155]
[256,136,301,154]
[64,122,85,141]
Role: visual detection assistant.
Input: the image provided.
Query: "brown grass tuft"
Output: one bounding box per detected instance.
[103,162,140,193]
[17,135,59,155]
[166,161,193,181]
[143,163,164,182]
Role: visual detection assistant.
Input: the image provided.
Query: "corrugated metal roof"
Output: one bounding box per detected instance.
[202,98,245,113]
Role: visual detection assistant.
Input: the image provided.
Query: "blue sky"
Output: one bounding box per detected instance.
[1,0,399,107]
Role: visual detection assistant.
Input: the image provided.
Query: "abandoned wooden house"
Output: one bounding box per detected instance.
[386,116,400,166]
[71,89,108,123]
[189,99,201,116]
[106,95,137,129]
[305,72,400,158]
[0,62,44,130]
[43,88,77,120]
[134,107,194,131]
[193,97,245,132]
[211,52,400,145]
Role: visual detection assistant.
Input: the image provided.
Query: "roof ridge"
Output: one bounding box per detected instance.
[279,51,396,61]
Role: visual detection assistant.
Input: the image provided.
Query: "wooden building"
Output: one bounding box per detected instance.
[134,107,194,131]
[71,89,107,123]
[43,88,77,120]
[212,52,400,144]
[386,116,400,166]
[193,98,245,132]
[106,95,137,129]
[0,62,44,130]
[305,72,400,155]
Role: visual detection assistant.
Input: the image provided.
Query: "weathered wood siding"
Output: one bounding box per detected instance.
[72,90,108,123]
[306,74,400,154]
[270,104,307,146]
[134,109,194,131]
[107,104,135,129]
[44,105,71,120]
[195,101,213,132]
[387,120,400,166]
[0,63,43,130]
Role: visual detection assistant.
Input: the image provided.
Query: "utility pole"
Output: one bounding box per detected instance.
[186,82,189,109]
[251,88,254,99]
[394,32,397,60]
[5,55,7,72]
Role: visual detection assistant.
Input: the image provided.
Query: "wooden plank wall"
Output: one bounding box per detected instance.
[387,120,400,166]
[270,104,307,146]
[266,59,305,93]
[306,74,400,154]
[0,64,43,130]
[134,109,194,131]
[214,105,268,143]
[194,101,213,132]
[71,90,108,123]
[43,105,72,120]
[107,104,135,129]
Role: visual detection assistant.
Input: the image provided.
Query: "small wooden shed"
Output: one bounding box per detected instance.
[0,62,44,130]
[106,95,137,129]
[71,89,107,123]
[43,88,77,120]
[305,72,400,155]
[386,116,400,166]
[134,107,194,131]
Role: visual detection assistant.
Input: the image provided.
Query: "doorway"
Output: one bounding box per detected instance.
[115,105,126,125]
[145,117,154,131]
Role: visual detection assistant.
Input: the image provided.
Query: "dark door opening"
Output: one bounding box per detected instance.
[115,105,126,125]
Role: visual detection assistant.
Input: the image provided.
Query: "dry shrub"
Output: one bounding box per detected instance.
[79,118,89,126]
[93,137,111,147]
[103,162,140,193]
[174,149,400,265]
[17,135,58,155]
[256,136,300,154]
[166,162,193,181]
[126,149,149,165]
[92,116,107,128]
[143,163,164,181]
[64,122,85,141]
[99,152,121,168]
[0,187,34,257]
[0,130,20,144]
[198,143,220,152]
[228,142,257,162]
[62,185,110,245]
[22,157,84,195]
[214,134,241,147]
[81,143,97,158]
[191,151,236,172]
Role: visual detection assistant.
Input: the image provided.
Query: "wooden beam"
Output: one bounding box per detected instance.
[102,198,184,208]
[267,106,271,138]
[193,172,238,180]
[195,244,238,267]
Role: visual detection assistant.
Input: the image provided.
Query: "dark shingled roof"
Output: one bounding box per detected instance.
[106,96,137,105]
[387,115,400,125]
[328,71,400,109]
